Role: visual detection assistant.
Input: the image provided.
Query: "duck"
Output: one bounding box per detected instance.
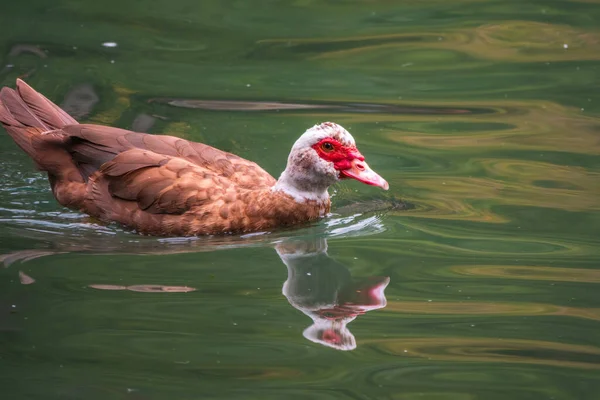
[0,79,388,236]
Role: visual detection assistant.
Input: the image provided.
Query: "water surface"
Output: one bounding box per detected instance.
[1,1,600,399]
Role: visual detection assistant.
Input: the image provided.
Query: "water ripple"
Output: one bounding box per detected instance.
[369,337,600,370]
[384,301,600,322]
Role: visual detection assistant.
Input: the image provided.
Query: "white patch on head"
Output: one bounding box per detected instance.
[273,122,355,203]
[291,122,355,151]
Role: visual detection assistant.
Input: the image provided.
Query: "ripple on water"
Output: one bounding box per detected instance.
[89,284,197,292]
[383,301,600,322]
[368,337,600,370]
[452,265,600,283]
[358,363,597,399]
[254,21,600,65]
[58,328,321,367]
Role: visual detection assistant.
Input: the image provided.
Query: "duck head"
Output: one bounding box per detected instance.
[274,122,389,202]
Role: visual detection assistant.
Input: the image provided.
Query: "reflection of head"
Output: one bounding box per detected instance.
[277,237,389,351]
[303,319,356,351]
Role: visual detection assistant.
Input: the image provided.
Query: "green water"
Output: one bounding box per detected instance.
[1,1,600,399]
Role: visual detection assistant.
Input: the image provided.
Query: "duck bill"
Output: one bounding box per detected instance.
[340,159,389,190]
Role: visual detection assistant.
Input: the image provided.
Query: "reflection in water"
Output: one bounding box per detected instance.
[277,238,389,351]
[89,284,196,292]
[1,250,61,267]
[258,21,600,64]
[384,300,600,322]
[18,270,35,285]
[60,83,99,119]
[371,337,600,370]
[1,43,47,78]
[155,97,481,115]
[2,234,389,351]
[453,264,600,283]
[131,113,157,133]
[7,44,47,59]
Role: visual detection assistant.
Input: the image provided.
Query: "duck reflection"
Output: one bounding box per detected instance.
[276,238,389,351]
[1,233,390,351]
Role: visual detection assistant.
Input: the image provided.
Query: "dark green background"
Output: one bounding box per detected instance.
[1,1,599,399]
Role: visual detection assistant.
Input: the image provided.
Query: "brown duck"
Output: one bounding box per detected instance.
[0,79,388,236]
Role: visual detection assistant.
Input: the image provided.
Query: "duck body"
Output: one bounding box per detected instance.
[0,80,387,236]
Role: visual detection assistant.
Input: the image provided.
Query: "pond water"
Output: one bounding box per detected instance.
[1,1,599,399]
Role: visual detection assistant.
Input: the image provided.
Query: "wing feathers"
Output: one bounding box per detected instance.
[59,124,275,188]
[98,148,218,215]
[100,149,166,176]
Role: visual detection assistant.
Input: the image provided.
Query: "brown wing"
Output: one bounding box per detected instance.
[61,124,276,189]
[91,148,230,216]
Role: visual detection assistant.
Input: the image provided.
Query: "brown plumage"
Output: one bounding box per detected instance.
[0,79,388,236]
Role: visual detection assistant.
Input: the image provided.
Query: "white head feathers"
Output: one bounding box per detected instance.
[273,122,354,203]
[291,122,356,151]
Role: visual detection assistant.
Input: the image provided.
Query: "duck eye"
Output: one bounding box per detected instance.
[321,142,334,152]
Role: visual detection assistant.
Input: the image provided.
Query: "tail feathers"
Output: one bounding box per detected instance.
[0,94,22,126]
[0,79,84,185]
[0,79,77,131]
[15,79,77,128]
[0,78,79,160]
[0,86,49,131]
[0,85,51,162]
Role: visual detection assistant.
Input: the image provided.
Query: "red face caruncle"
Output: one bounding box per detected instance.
[311,138,364,171]
[311,137,389,190]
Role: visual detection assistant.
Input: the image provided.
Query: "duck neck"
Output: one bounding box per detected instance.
[272,169,331,204]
